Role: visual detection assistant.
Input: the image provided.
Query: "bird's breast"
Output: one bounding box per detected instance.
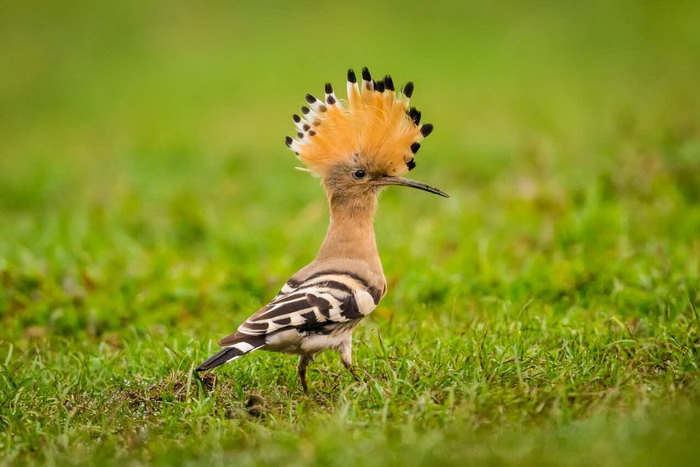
[263,328,304,354]
[299,321,359,354]
[263,321,359,355]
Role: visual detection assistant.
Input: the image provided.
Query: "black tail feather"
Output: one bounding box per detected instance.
[196,337,265,372]
[196,348,240,372]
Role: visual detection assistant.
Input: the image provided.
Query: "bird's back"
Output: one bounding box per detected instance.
[227,259,385,343]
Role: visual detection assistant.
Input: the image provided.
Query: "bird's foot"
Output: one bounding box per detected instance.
[348,366,361,383]
[299,369,309,394]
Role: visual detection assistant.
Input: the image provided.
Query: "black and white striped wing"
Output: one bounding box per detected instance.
[237,270,383,336]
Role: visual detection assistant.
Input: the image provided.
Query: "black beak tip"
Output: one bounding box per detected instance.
[381,176,449,198]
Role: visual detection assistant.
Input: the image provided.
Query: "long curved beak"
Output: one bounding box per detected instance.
[374,176,449,198]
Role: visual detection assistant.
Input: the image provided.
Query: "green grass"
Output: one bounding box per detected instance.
[2,0,700,465]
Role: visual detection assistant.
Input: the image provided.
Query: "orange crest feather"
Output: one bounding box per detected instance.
[286,68,433,177]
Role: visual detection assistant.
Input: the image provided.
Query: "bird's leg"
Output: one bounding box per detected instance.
[339,340,360,382]
[298,354,313,393]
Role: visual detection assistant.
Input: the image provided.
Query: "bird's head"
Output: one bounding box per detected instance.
[286,68,448,205]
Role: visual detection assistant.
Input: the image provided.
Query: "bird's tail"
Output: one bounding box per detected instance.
[196,334,265,372]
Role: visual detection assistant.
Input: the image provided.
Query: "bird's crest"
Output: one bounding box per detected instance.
[285,67,433,177]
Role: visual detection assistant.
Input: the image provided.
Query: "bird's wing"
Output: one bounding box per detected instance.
[221,270,383,342]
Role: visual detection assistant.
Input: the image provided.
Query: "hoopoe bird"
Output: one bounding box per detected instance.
[197,67,447,392]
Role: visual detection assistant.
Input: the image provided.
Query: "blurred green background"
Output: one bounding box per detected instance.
[1,0,700,465]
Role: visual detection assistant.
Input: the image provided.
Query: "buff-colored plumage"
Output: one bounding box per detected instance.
[287,69,430,177]
[197,68,445,393]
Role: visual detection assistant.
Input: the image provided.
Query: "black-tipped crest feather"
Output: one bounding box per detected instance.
[403,81,414,98]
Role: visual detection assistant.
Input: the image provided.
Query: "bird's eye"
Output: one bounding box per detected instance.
[353,169,366,180]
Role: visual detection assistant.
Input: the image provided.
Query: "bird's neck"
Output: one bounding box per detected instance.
[315,191,379,263]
